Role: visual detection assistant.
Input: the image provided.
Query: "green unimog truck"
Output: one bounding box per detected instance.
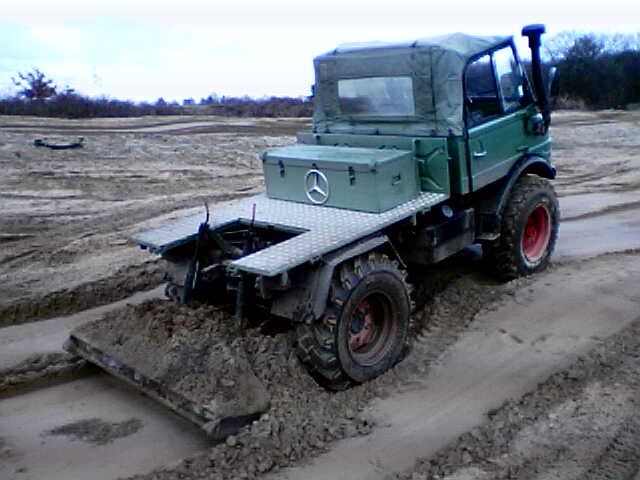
[67,25,559,436]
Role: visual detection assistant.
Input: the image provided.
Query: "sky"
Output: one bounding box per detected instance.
[1,0,638,102]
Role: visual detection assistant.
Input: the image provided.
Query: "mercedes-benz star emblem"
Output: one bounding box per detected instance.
[304,169,330,204]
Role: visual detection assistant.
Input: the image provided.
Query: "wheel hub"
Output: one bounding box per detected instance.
[522,204,551,263]
[346,293,398,368]
[348,300,376,351]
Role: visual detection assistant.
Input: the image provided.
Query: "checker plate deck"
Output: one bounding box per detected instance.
[132,192,447,276]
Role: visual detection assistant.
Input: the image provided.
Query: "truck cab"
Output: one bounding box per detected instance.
[262,32,554,218]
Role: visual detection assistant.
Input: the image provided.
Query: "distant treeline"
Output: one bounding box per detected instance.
[553,50,640,109]
[2,31,639,118]
[545,32,640,109]
[0,91,313,118]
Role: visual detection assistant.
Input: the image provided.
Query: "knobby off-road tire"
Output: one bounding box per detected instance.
[296,252,411,391]
[486,174,559,280]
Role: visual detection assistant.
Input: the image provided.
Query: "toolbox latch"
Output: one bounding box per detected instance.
[348,166,356,185]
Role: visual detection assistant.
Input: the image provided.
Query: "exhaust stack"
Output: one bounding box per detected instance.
[522,24,550,129]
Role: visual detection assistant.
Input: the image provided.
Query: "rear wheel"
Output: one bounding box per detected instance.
[296,252,411,390]
[486,175,559,280]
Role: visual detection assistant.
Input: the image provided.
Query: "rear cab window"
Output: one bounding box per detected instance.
[338,76,415,117]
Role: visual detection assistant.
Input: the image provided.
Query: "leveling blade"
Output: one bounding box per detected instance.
[65,311,270,439]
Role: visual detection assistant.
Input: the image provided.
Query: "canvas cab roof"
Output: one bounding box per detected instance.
[312,33,511,137]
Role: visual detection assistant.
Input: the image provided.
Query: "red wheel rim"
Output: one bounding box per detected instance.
[522,204,551,263]
[347,295,396,366]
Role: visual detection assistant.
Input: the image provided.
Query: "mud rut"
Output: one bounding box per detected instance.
[1,111,640,480]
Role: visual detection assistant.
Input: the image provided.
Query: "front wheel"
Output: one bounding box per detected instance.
[296,252,411,390]
[485,175,559,280]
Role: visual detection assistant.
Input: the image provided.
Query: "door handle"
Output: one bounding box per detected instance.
[473,150,487,159]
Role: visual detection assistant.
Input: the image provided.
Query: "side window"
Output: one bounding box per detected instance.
[465,54,500,126]
[493,47,527,112]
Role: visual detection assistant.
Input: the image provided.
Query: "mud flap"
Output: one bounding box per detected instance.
[65,318,270,440]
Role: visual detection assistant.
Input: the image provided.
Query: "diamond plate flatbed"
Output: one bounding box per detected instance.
[132,192,448,277]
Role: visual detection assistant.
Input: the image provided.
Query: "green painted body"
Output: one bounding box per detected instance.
[466,105,551,192]
[261,33,553,213]
[264,120,549,211]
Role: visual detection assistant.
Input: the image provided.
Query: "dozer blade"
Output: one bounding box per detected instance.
[64,305,270,439]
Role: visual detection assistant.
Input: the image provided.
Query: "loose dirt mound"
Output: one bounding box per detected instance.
[94,259,523,480]
[75,299,378,479]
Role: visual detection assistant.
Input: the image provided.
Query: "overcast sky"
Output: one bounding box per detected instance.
[1,0,637,102]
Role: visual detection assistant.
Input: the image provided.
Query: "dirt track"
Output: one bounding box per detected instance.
[0,111,639,480]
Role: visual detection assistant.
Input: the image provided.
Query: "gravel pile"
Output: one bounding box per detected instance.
[82,300,380,480]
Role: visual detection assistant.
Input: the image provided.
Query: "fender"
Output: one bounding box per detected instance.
[270,234,393,322]
[475,154,556,240]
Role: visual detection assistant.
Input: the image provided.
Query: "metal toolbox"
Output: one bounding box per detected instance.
[262,144,420,213]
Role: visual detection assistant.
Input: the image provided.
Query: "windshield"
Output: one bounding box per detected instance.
[337,76,415,116]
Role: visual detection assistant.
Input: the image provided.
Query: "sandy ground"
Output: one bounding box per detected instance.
[0,111,639,480]
[391,316,640,480]
[0,115,308,314]
[0,373,210,480]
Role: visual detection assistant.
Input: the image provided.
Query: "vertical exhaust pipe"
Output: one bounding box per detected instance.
[522,24,550,129]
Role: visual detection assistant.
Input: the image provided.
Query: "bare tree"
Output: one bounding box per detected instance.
[12,69,57,100]
[543,30,581,62]
[566,35,604,60]
[545,30,640,61]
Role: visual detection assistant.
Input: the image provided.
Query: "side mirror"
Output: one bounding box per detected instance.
[545,67,559,110]
[526,112,546,135]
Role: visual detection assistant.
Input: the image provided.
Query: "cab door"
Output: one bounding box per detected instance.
[465,45,537,191]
